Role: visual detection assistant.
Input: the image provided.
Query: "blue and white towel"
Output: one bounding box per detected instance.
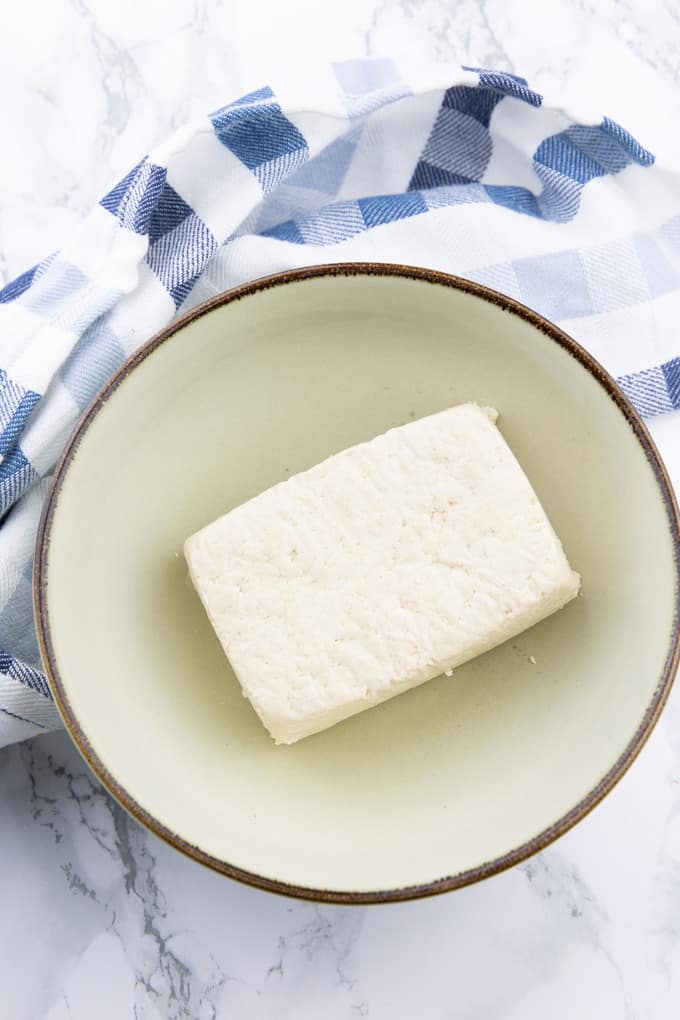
[1,59,679,747]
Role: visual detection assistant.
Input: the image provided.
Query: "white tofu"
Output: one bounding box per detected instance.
[184,404,580,744]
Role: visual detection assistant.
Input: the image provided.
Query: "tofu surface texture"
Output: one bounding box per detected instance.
[184,404,580,744]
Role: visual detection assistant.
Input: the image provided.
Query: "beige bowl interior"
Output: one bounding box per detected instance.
[38,268,679,899]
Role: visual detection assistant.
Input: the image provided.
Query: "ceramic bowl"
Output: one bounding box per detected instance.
[35,263,680,903]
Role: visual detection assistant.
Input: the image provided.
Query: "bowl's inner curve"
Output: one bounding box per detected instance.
[44,271,677,895]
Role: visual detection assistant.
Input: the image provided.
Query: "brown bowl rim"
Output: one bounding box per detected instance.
[34,261,680,904]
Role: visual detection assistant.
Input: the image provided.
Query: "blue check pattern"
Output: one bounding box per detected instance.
[0,60,675,745]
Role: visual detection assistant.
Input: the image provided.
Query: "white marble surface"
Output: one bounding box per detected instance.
[3,1,680,1016]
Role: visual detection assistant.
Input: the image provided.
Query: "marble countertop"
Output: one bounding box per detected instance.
[3,1,680,1017]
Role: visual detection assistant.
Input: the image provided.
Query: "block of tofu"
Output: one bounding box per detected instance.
[184,404,580,744]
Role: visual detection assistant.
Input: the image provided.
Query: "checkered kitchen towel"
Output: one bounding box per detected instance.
[1,59,679,747]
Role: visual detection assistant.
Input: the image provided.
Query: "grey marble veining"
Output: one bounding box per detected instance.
[3,1,680,1017]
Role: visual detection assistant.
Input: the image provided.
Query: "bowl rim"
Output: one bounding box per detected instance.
[34,261,680,904]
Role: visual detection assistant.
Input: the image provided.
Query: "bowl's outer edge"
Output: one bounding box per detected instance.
[33,261,680,904]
